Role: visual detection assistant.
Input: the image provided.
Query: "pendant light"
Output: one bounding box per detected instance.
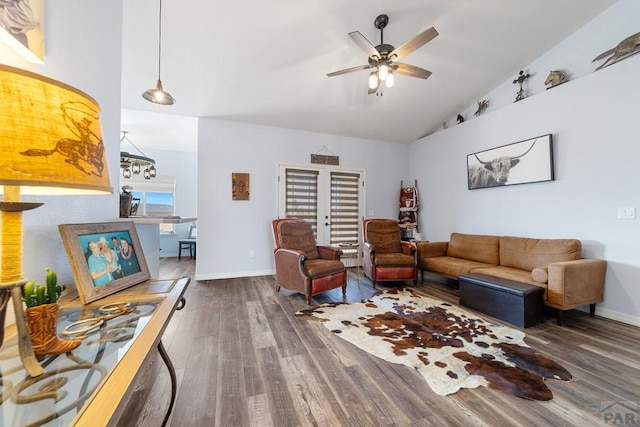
[142,0,175,105]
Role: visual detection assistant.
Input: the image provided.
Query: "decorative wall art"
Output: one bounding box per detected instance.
[512,70,531,102]
[467,134,554,190]
[310,145,339,165]
[592,31,640,71]
[59,222,150,304]
[0,0,45,63]
[232,172,250,200]
[544,70,567,89]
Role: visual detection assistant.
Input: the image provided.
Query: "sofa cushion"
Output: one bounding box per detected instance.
[447,233,500,265]
[425,256,495,278]
[304,259,345,277]
[499,236,582,272]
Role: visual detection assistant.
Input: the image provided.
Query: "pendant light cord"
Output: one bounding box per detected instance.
[157,0,163,80]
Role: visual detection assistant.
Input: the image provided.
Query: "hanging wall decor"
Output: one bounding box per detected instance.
[232,173,250,200]
[467,134,554,190]
[311,145,339,165]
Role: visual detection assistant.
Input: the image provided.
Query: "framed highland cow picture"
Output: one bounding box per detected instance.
[59,221,150,304]
[467,134,554,190]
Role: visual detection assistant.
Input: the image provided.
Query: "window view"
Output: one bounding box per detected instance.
[122,176,176,234]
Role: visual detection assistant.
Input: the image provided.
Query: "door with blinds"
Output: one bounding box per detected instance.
[277,165,363,247]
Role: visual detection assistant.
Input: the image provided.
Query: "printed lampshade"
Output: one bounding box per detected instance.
[0,64,112,195]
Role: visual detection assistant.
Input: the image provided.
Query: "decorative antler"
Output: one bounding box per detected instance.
[474,139,537,164]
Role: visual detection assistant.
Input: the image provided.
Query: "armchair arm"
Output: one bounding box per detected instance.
[401,242,416,256]
[274,247,307,273]
[547,259,607,309]
[415,241,448,270]
[317,245,342,260]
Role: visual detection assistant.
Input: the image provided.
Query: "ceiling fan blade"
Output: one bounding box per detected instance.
[389,27,438,61]
[327,64,371,77]
[393,63,432,79]
[348,31,381,60]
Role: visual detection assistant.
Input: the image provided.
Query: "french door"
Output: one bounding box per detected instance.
[277,165,364,246]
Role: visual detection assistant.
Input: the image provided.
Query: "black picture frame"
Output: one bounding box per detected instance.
[467,134,554,190]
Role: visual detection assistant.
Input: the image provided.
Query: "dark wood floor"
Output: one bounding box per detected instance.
[121,258,640,426]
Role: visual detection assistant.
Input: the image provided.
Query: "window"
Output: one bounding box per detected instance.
[121,175,176,234]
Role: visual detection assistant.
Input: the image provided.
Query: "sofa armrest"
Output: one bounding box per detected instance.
[415,241,448,269]
[274,247,308,282]
[317,245,342,260]
[547,259,607,309]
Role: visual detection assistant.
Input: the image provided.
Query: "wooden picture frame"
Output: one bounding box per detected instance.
[467,134,554,190]
[58,222,150,304]
[232,172,250,200]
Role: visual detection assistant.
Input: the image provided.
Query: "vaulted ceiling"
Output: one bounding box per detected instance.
[120,0,617,149]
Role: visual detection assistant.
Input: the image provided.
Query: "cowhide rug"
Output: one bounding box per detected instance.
[295,288,571,400]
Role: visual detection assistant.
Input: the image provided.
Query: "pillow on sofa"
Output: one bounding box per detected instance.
[532,266,548,284]
[447,233,500,265]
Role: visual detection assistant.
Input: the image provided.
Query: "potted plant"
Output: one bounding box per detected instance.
[23,268,81,360]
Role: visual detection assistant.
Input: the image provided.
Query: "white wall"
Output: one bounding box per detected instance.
[1,1,123,288]
[409,0,640,325]
[195,119,410,280]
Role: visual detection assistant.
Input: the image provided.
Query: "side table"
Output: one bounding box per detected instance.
[0,276,190,427]
[338,242,361,285]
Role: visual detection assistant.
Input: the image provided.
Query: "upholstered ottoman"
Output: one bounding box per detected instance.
[458,273,544,328]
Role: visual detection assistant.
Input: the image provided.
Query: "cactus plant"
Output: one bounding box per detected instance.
[23,269,66,308]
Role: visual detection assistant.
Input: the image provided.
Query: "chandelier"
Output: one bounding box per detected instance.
[120,131,157,179]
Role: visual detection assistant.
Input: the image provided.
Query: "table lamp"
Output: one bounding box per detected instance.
[0,64,113,377]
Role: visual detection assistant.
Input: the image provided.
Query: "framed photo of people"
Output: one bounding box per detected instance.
[59,221,150,304]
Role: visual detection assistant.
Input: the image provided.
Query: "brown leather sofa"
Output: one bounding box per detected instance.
[417,233,607,324]
[272,218,347,304]
[363,219,417,287]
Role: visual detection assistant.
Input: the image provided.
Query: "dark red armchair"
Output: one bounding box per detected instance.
[272,218,347,304]
[363,218,417,287]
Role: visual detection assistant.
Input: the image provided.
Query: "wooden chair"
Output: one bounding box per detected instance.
[272,218,347,304]
[178,223,197,260]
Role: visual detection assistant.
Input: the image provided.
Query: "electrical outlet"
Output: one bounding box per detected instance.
[617,207,636,219]
[249,250,255,258]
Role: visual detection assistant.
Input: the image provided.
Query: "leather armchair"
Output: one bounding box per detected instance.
[363,218,417,287]
[272,218,347,304]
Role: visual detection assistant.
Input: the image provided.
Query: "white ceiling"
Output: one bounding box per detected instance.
[120,0,617,149]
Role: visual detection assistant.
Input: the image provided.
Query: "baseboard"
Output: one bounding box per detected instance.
[589,306,640,327]
[195,269,275,281]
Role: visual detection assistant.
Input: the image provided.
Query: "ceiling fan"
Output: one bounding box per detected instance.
[327,14,438,94]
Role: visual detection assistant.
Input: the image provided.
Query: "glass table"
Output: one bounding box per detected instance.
[0,277,189,427]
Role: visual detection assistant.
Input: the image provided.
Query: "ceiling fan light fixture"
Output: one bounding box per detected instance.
[385,72,395,88]
[368,72,379,89]
[378,64,389,81]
